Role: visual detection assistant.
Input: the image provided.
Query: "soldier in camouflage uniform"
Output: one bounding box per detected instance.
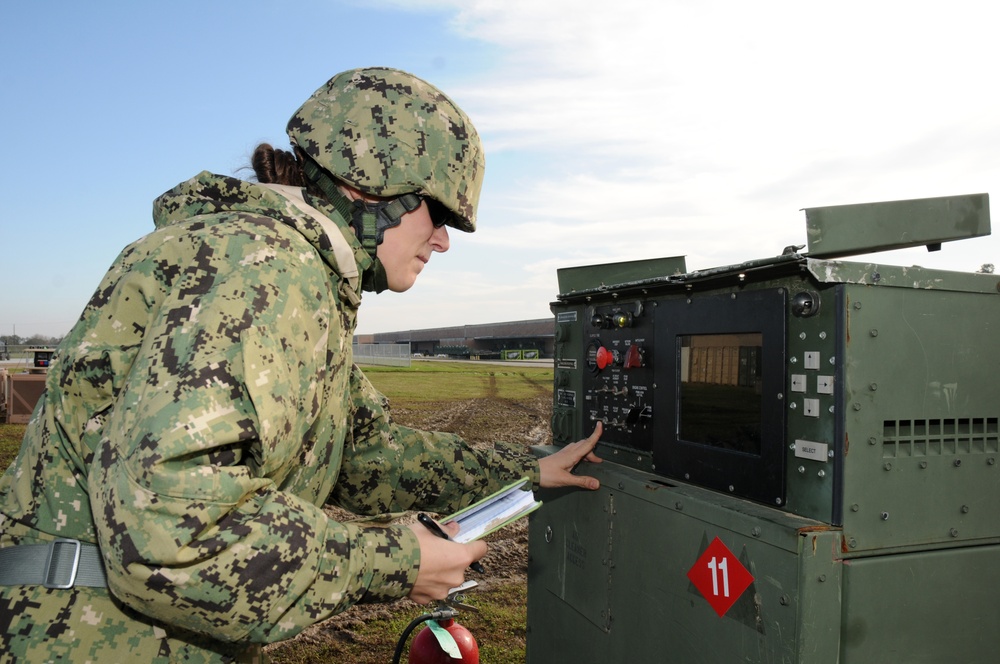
[0,67,602,662]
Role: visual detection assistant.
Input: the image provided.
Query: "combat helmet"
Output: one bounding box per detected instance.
[287,67,484,235]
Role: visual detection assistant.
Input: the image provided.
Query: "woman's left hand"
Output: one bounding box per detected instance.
[538,421,603,490]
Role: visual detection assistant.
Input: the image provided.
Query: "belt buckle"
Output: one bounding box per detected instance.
[43,539,82,589]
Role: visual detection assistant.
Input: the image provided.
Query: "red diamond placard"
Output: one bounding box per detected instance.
[686,536,754,617]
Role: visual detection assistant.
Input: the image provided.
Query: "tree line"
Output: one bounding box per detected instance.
[1,334,64,348]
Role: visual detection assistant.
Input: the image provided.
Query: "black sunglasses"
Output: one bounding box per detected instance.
[422,196,450,229]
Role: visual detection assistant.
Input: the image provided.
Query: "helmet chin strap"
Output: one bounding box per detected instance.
[347,195,423,253]
[301,157,421,293]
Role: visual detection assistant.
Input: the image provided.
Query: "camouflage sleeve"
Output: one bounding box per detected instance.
[329,364,541,516]
[88,218,419,644]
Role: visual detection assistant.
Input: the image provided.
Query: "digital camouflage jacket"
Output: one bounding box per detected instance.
[0,172,539,662]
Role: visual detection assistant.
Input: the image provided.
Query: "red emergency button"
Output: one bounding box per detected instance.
[596,346,614,370]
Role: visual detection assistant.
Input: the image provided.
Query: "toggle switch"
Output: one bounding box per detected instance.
[624,344,644,369]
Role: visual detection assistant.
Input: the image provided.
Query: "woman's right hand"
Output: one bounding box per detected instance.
[406,520,487,604]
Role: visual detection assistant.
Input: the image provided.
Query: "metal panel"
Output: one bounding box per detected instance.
[534,485,613,632]
[839,284,1000,553]
[527,458,840,663]
[804,193,990,259]
[840,544,1000,663]
[556,256,687,296]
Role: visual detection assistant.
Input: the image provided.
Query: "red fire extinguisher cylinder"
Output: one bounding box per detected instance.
[408,617,480,664]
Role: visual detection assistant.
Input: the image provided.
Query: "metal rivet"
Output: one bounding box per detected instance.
[961,505,970,514]
[949,528,959,538]
[870,329,878,337]
[544,526,553,543]
[881,512,889,521]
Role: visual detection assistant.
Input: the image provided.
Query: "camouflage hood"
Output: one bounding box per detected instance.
[152,171,373,293]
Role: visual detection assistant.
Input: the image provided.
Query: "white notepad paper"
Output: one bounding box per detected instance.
[443,477,541,543]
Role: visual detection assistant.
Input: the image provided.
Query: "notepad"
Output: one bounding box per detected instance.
[443,477,541,543]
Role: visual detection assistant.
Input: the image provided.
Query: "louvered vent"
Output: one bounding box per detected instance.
[882,418,1000,458]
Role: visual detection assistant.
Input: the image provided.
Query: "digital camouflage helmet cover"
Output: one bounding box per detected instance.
[286,67,485,233]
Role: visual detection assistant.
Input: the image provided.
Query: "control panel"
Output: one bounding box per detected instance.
[582,300,654,452]
[532,194,999,664]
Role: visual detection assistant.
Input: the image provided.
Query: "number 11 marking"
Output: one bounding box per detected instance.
[707,556,730,597]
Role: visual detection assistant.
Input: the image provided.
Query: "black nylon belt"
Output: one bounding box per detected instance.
[0,539,107,588]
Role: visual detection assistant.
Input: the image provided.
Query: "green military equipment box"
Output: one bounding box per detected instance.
[529,194,998,663]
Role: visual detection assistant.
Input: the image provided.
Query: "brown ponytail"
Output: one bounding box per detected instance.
[251,143,309,187]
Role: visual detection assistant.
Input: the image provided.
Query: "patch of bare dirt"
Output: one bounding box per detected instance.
[272,395,552,653]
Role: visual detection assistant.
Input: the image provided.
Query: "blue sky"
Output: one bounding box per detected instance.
[2,0,998,339]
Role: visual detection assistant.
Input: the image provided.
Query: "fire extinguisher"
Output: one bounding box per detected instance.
[393,581,480,664]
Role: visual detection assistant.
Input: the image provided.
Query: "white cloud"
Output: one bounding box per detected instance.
[9,1,993,338]
[357,0,1000,333]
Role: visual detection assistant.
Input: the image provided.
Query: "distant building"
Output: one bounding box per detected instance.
[355,317,555,359]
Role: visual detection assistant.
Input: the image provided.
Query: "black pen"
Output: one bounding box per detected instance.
[417,513,486,573]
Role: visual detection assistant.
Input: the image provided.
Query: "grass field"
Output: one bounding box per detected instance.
[0,360,554,663]
[0,424,21,471]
